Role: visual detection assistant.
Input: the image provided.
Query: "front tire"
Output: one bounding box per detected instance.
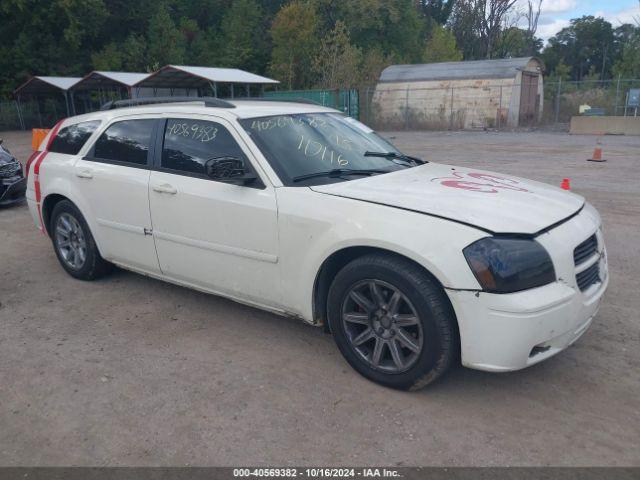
[50,200,112,280]
[327,253,457,390]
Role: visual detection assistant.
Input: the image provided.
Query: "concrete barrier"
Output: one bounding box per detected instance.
[570,116,640,135]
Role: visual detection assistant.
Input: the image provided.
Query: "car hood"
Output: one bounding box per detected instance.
[309,163,584,235]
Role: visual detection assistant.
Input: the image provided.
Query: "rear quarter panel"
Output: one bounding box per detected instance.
[27,119,105,250]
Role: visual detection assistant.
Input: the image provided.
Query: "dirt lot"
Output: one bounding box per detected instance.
[1,129,639,466]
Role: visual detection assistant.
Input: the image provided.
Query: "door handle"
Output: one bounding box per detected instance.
[152,183,177,194]
[75,169,93,179]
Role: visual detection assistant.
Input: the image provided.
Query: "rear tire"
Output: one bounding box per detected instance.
[50,200,112,280]
[327,253,457,390]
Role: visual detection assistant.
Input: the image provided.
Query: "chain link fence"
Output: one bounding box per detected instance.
[2,78,639,133]
[1,97,69,131]
[543,78,640,124]
[0,100,23,131]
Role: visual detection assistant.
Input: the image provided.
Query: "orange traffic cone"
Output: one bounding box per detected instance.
[588,137,606,162]
[561,178,571,190]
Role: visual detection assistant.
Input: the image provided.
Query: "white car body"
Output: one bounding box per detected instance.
[26,100,608,373]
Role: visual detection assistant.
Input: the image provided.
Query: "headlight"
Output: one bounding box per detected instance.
[463,237,556,293]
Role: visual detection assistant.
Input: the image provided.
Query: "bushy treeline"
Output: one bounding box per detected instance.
[1,0,639,98]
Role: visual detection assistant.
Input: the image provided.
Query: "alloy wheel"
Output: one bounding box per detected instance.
[55,213,87,270]
[341,279,423,373]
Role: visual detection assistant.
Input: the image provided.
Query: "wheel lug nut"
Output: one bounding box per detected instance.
[377,328,385,335]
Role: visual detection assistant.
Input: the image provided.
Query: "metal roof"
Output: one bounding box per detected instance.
[72,71,150,90]
[379,57,542,83]
[134,65,279,88]
[14,76,82,95]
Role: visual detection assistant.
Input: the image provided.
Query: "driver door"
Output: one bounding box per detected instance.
[148,116,281,308]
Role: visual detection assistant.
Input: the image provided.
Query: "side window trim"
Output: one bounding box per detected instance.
[81,155,151,170]
[151,118,167,169]
[84,118,162,169]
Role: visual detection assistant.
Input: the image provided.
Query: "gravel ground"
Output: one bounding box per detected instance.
[0,129,639,466]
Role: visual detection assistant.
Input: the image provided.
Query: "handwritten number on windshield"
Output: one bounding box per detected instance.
[297,135,349,166]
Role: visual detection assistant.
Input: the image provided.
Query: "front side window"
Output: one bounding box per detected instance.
[239,113,411,186]
[93,119,155,166]
[49,120,100,155]
[161,118,247,176]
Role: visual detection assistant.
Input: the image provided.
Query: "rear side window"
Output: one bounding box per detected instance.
[161,119,246,176]
[49,120,100,155]
[93,119,155,166]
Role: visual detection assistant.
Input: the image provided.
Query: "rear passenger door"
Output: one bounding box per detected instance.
[74,117,161,275]
[148,116,281,308]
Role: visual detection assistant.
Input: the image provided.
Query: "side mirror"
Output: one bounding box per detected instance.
[204,156,257,185]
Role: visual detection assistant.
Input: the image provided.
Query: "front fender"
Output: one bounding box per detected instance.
[276,187,486,322]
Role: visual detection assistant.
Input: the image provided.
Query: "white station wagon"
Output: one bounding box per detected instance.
[26,97,608,390]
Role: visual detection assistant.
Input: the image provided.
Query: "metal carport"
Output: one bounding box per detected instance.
[13,76,81,128]
[132,65,279,98]
[70,71,150,114]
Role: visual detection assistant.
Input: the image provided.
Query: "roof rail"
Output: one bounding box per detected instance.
[233,97,323,106]
[100,96,236,110]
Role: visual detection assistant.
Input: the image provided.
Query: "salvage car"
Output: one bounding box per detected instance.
[25,98,608,390]
[0,138,26,206]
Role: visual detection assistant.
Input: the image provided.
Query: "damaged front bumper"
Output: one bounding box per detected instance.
[0,174,26,206]
[448,275,607,372]
[447,204,608,372]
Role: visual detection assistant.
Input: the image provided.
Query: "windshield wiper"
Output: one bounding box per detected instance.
[292,168,388,183]
[364,151,427,165]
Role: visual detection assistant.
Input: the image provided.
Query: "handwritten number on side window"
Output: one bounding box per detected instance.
[167,122,218,142]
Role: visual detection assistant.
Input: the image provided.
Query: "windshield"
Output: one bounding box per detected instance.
[239,113,412,186]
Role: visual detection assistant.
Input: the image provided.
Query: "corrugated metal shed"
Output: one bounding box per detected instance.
[380,57,541,83]
[135,65,279,88]
[73,71,150,90]
[14,76,81,94]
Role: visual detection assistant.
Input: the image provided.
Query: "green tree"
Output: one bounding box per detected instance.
[121,34,148,71]
[269,1,319,89]
[0,0,108,96]
[495,27,543,58]
[548,61,572,82]
[147,3,185,67]
[313,21,362,88]
[359,48,394,86]
[61,0,108,50]
[423,24,462,63]
[218,0,268,72]
[613,29,640,78]
[92,43,123,70]
[417,0,456,25]
[542,16,615,80]
[179,17,210,65]
[450,0,519,60]
[311,0,425,63]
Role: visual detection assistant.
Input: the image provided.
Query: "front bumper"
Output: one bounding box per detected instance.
[448,204,608,372]
[0,175,26,206]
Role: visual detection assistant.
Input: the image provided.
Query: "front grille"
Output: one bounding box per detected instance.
[576,261,600,292]
[574,234,598,265]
